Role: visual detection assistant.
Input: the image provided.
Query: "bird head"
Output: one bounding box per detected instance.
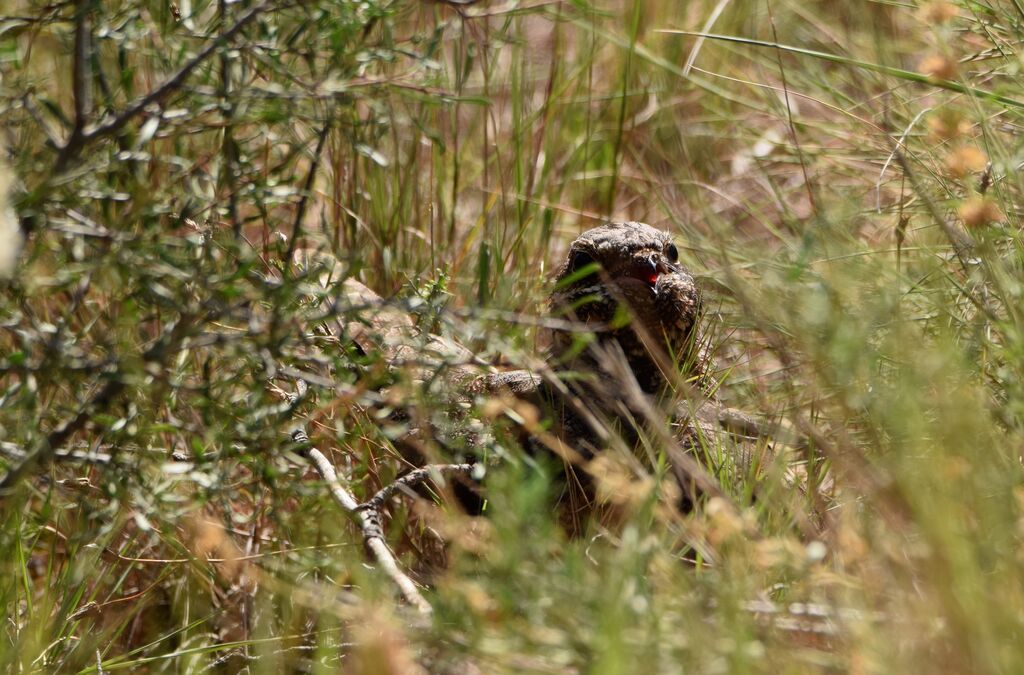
[548,221,702,393]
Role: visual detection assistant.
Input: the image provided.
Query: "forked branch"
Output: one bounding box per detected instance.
[292,426,473,615]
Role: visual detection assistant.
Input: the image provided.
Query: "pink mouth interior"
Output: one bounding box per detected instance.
[626,261,662,287]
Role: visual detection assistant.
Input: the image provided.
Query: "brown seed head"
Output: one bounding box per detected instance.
[945,146,987,178]
[919,54,958,81]
[927,109,972,142]
[959,196,1004,228]
[919,1,959,24]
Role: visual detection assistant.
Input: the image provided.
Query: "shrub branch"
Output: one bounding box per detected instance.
[292,426,472,615]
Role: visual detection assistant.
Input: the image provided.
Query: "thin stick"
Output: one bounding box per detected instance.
[70,0,92,136]
[361,463,474,512]
[0,378,125,495]
[56,0,274,169]
[293,428,434,615]
[285,119,333,263]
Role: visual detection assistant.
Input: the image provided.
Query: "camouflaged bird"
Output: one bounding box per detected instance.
[340,221,735,521]
[473,222,708,450]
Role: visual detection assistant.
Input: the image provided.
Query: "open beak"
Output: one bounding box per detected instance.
[636,254,678,286]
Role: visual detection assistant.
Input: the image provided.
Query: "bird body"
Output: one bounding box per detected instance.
[337,221,725,520]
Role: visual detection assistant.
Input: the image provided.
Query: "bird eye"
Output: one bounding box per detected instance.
[665,243,679,263]
[569,249,595,272]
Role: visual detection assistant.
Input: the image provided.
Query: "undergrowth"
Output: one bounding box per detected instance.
[2,0,1024,672]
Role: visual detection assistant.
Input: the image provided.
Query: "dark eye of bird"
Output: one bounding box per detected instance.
[665,243,679,263]
[569,249,595,273]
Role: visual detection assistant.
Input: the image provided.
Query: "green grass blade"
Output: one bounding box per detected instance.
[657,30,1024,111]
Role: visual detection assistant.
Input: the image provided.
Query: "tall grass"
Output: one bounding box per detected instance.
[2,0,1024,671]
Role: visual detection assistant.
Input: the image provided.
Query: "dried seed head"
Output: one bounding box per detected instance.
[959,196,1004,228]
[919,54,958,81]
[945,145,987,178]
[927,109,972,142]
[919,0,959,24]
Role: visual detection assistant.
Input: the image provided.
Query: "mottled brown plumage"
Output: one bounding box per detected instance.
[339,221,723,522]
[463,222,720,525]
[481,222,706,462]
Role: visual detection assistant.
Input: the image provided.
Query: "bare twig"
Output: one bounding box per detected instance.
[55,0,274,170]
[217,0,240,235]
[70,0,92,136]
[875,107,929,213]
[293,427,434,615]
[700,402,808,450]
[0,441,112,466]
[361,463,475,512]
[893,149,999,325]
[589,340,731,506]
[21,94,63,149]
[429,0,484,7]
[285,119,333,263]
[893,148,975,260]
[741,598,885,637]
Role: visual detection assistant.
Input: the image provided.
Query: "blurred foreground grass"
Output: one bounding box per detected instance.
[2,0,1024,671]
